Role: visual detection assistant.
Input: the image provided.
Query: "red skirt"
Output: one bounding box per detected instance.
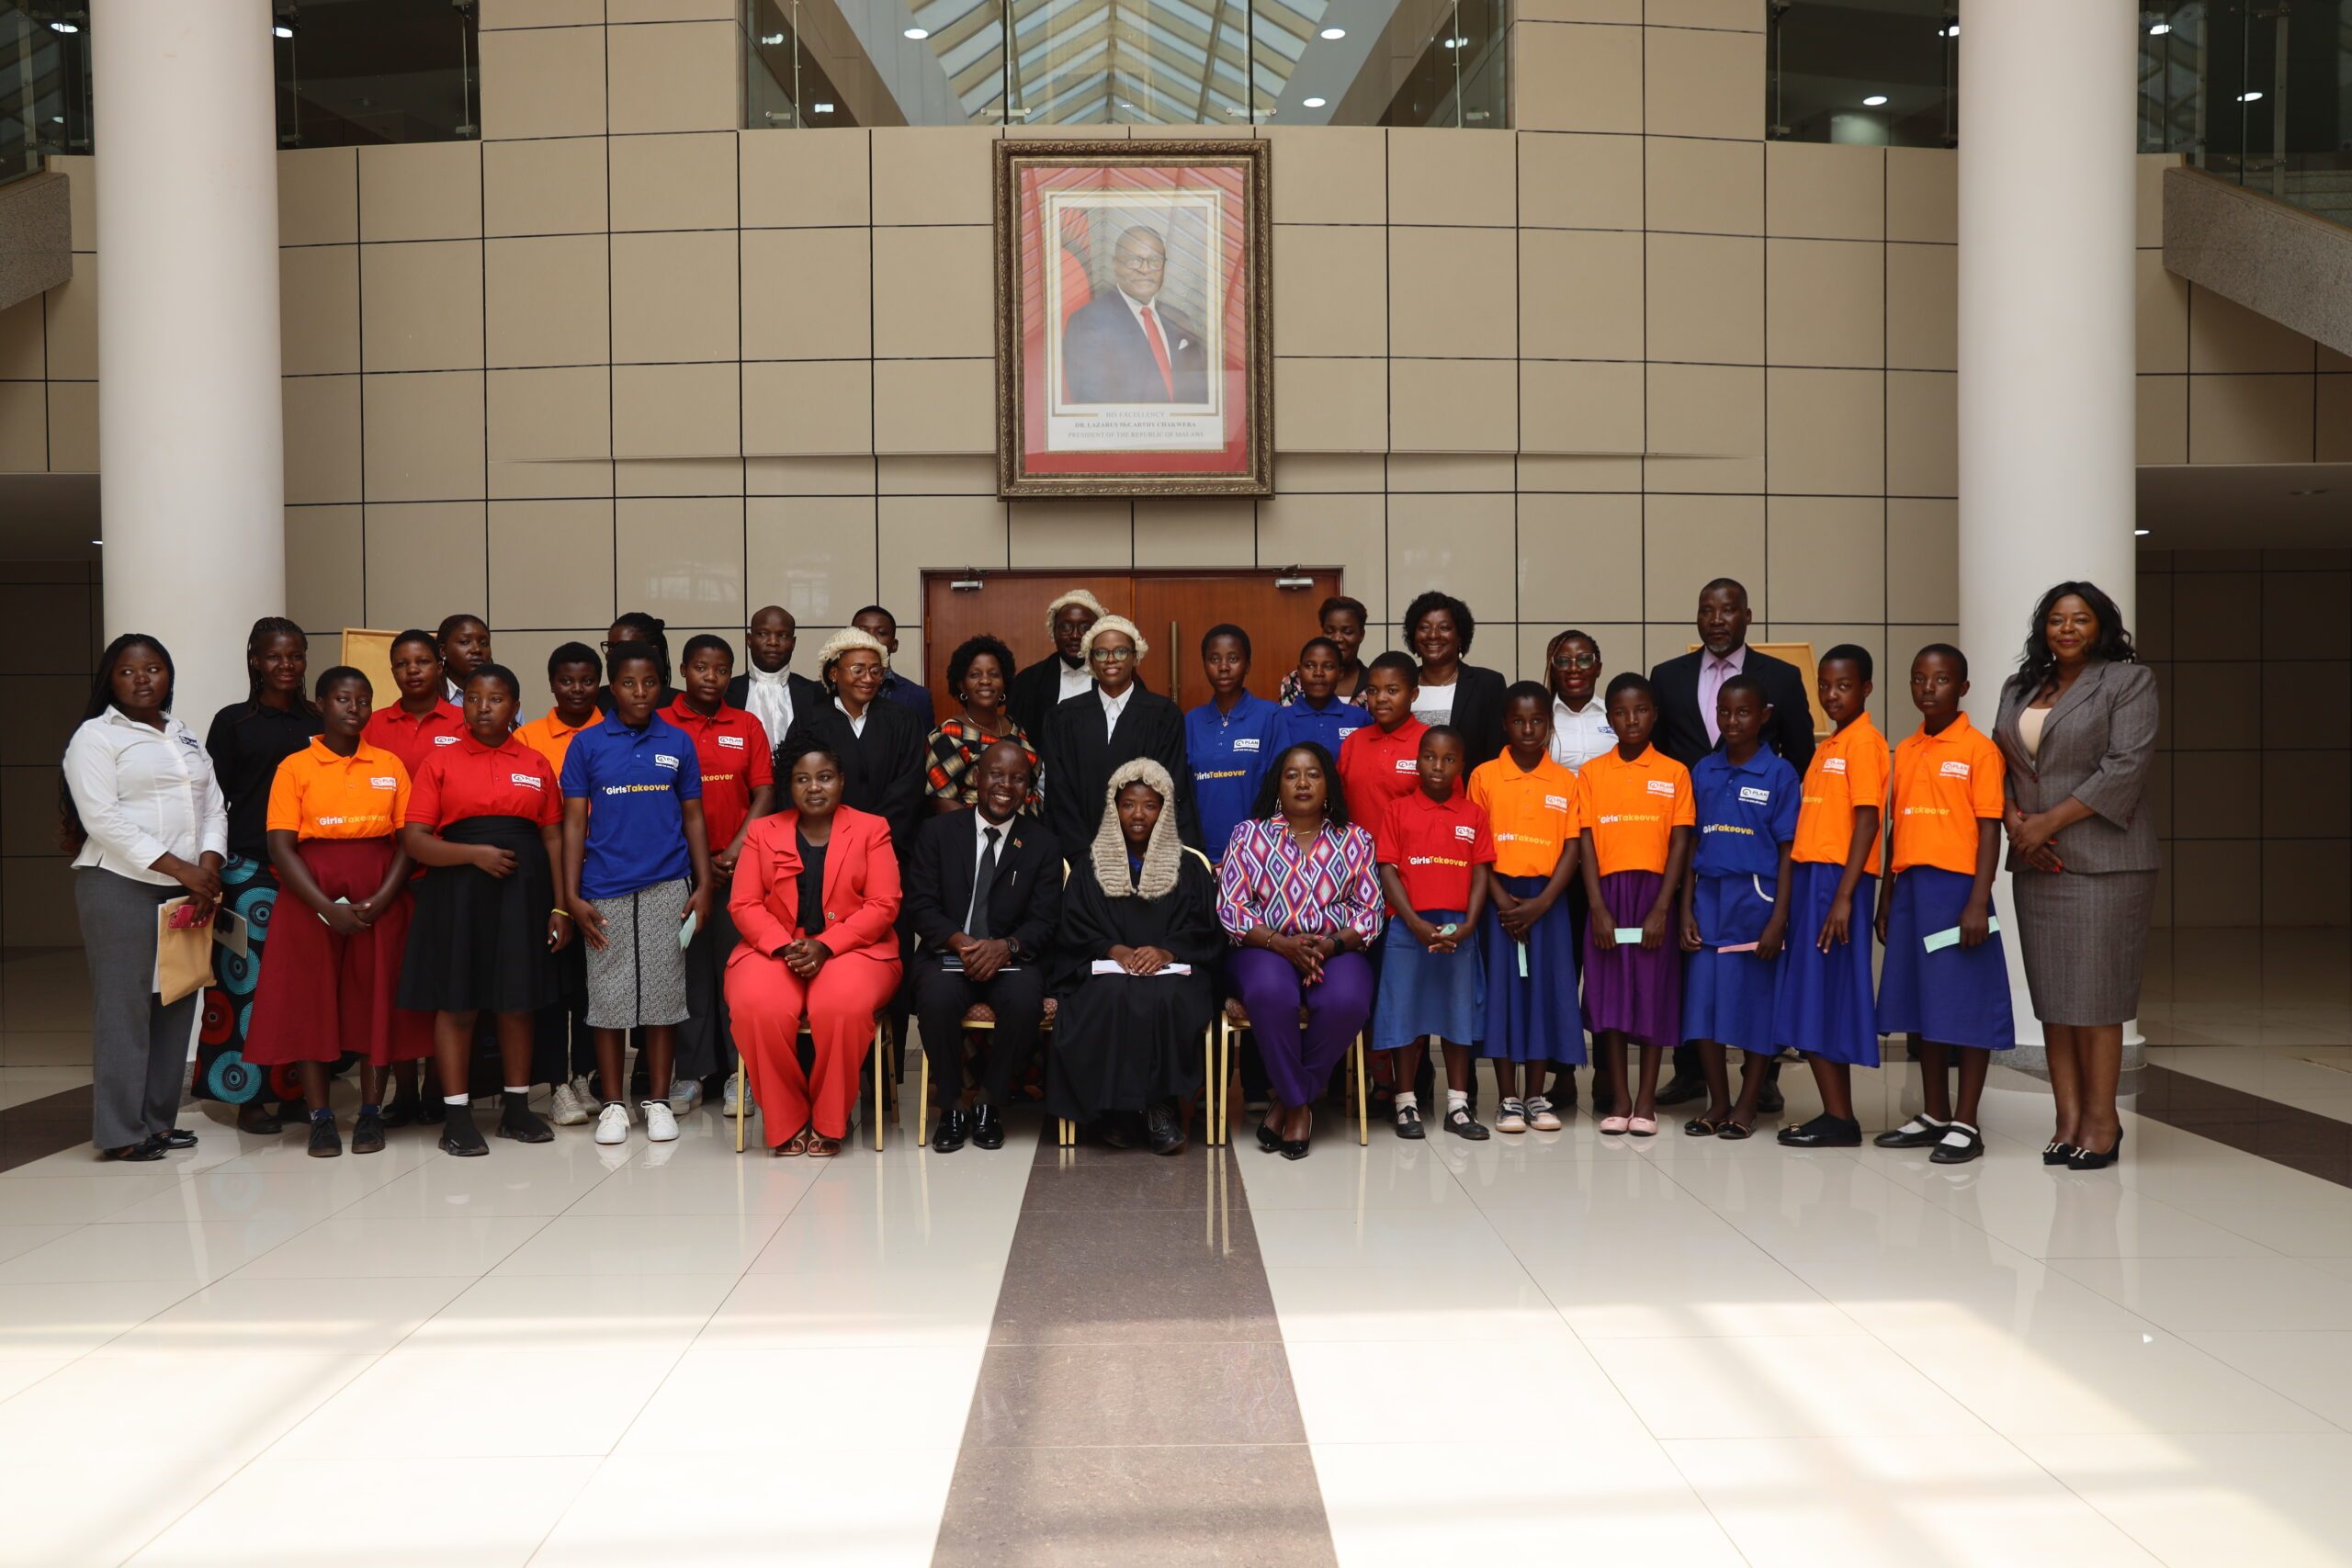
[243,838,435,1067]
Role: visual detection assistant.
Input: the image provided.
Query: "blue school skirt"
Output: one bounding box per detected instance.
[1875,865,2015,1052]
[1372,908,1485,1054]
[1681,873,1780,1057]
[1477,874,1583,1066]
[1772,862,1880,1066]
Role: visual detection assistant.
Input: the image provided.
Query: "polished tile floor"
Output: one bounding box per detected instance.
[0,934,2346,1566]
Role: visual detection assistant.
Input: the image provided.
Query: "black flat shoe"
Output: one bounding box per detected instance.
[1393,1103,1425,1141]
[972,1106,1005,1150]
[350,1111,386,1156]
[100,1139,165,1162]
[497,1101,554,1144]
[1444,1106,1490,1141]
[156,1127,198,1150]
[1754,1089,1785,1118]
[1654,1075,1705,1108]
[438,1108,488,1156]
[1101,1113,1137,1151]
[2042,1141,2082,1167]
[932,1108,970,1153]
[1779,1114,1862,1148]
[1928,1122,1985,1165]
[1147,1102,1184,1156]
[307,1116,342,1158]
[2066,1129,2123,1170]
[1873,1115,1951,1149]
[236,1102,283,1136]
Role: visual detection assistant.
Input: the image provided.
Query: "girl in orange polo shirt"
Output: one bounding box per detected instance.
[243,669,430,1157]
[1577,673,1695,1136]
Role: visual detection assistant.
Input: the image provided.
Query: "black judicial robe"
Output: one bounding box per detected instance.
[1040,688,1202,854]
[1045,852,1219,1120]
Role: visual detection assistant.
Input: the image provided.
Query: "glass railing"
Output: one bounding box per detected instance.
[1768,0,1956,148]
[2156,0,2352,225]
[742,0,1508,129]
[0,4,90,186]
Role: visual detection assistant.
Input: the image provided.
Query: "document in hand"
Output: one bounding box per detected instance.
[155,897,213,1004]
[1091,960,1193,976]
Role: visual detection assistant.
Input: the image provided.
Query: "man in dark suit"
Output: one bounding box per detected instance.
[851,605,936,731]
[1059,226,1209,405]
[1648,578,1818,1111]
[726,604,827,754]
[905,741,1063,1152]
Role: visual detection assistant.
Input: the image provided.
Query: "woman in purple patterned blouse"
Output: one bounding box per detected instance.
[1216,742,1384,1158]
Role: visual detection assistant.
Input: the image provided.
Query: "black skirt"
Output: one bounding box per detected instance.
[397,816,560,1014]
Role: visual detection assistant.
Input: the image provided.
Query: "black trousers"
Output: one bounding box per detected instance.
[913,955,1045,1110]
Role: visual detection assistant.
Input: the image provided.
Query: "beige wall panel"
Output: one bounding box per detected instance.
[873,129,997,226]
[615,457,743,496]
[360,241,485,373]
[487,365,612,460]
[878,457,994,493]
[873,359,993,454]
[1390,359,1515,451]
[1886,243,1956,371]
[1276,455,1385,491]
[2136,375,2188,466]
[490,500,618,627]
[1519,453,1642,490]
[2261,568,2352,660]
[2169,663,2257,748]
[40,261,94,379]
[282,374,362,504]
[480,25,606,141]
[278,146,358,246]
[1515,24,1645,133]
[611,229,738,363]
[1645,362,1761,491]
[1133,499,1257,567]
[1010,501,1133,568]
[0,383,42,472]
[607,20,738,135]
[752,456,881,494]
[2319,376,2352,462]
[0,295,40,379]
[1521,0,1636,19]
[741,228,872,360]
[2134,249,2188,373]
[1645,136,1761,235]
[1646,0,1764,26]
[610,0,737,19]
[1391,228,1515,358]
[876,494,1008,616]
[1884,370,1954,496]
[2187,285,2315,375]
[1262,127,1385,225]
[1767,238,1883,368]
[610,131,738,231]
[1885,147,1955,244]
[1645,26,1763,141]
[286,505,364,636]
[1764,141,1883,240]
[2263,760,2352,838]
[1388,129,1516,227]
[1646,232,1761,364]
[484,138,609,237]
[2174,568,2261,652]
[1521,229,1643,361]
[1275,357,1387,452]
[364,502,488,627]
[493,457,616,501]
[1645,494,1764,621]
[1520,132,1643,230]
[615,496,743,623]
[1887,497,1957,625]
[1272,226,1387,358]
[1521,359,1645,456]
[485,234,610,367]
[2134,152,2176,249]
[612,362,741,458]
[1769,496,1883,621]
[746,495,879,623]
[1518,492,1640,620]
[742,360,873,456]
[480,0,602,23]
[2267,840,2351,927]
[362,372,486,501]
[2188,375,2314,464]
[279,247,358,376]
[1258,492,1387,616]
[872,227,992,359]
[1769,367,1883,494]
[2322,344,2352,372]
[1390,492,1515,615]
[359,142,481,243]
[2173,753,2261,840]
[741,129,871,229]
[1389,455,1515,491]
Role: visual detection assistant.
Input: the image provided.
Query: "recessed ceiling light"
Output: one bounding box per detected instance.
[759,31,784,43]
[903,26,929,38]
[1302,96,1326,108]
[1319,27,1346,39]
[2148,21,2172,34]
[1442,35,1467,49]
[1863,94,1888,107]
[811,102,834,113]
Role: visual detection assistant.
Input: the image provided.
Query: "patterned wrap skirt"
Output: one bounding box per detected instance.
[194,853,286,1102]
[581,876,692,1031]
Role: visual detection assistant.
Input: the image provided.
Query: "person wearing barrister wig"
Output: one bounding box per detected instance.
[1468,683,1583,1134]
[246,668,427,1157]
[1047,759,1219,1155]
[1676,674,1801,1140]
[1041,614,1202,853]
[726,739,904,1156]
[1773,646,1888,1149]
[781,627,927,863]
[398,663,569,1156]
[1010,588,1111,746]
[1873,644,2015,1166]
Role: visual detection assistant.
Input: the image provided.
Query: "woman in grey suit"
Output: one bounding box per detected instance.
[1992,581,2158,1171]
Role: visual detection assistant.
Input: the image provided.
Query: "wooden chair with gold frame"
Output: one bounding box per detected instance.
[731,1017,896,1154]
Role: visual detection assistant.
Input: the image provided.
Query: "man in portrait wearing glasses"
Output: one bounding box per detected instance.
[1059,224,1210,406]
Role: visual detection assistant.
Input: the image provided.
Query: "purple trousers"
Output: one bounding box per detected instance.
[1229,946,1374,1107]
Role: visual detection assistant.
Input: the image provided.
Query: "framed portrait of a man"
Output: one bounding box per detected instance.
[995,140,1272,498]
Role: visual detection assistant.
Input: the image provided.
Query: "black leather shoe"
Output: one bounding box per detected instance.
[1778,1114,1862,1148]
[2065,1128,2123,1170]
[306,1116,342,1158]
[1755,1088,1786,1117]
[1100,1113,1137,1151]
[1147,1102,1184,1156]
[155,1126,198,1150]
[497,1101,554,1144]
[438,1107,489,1156]
[1654,1075,1705,1108]
[1929,1123,1985,1165]
[236,1101,283,1135]
[350,1111,386,1156]
[932,1108,970,1153]
[972,1105,1006,1150]
[1874,1115,1950,1149]
[101,1138,166,1162]
[1444,1105,1490,1141]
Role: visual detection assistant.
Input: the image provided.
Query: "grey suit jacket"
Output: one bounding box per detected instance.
[1991,660,2159,874]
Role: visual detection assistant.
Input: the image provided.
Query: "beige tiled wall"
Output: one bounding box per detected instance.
[0,561,101,953]
[2140,549,2352,930]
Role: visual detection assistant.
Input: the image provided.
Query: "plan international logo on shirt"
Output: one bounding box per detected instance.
[1544,794,1571,813]
[654,753,681,771]
[1645,779,1677,797]
[369,776,400,790]
[1939,760,1972,779]
[1739,786,1771,805]
[1234,737,1261,752]
[509,773,543,789]
[1394,757,1417,773]
[717,735,745,751]
[1822,757,1848,774]
[432,734,459,746]
[1453,824,1477,842]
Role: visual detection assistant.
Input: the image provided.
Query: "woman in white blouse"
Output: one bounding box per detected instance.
[1543,629,1616,773]
[62,635,230,1160]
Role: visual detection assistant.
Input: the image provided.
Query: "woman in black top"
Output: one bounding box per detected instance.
[201,615,322,1134]
[1404,591,1509,769]
[779,628,926,854]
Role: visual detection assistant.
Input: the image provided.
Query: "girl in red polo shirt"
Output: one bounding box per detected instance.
[398,663,571,1156]
[1336,652,1430,837]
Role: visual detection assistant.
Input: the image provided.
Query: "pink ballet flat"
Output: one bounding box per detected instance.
[1627,1116,1658,1138]
[1600,1115,1630,1135]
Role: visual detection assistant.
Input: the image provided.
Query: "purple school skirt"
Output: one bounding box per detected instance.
[1771,862,1880,1066]
[1875,865,2016,1052]
[1580,870,1680,1049]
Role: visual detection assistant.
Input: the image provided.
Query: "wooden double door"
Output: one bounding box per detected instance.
[920,569,1342,711]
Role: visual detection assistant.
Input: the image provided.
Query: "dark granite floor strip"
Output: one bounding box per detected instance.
[931,1126,1338,1568]
[2132,1062,2352,1187]
[0,1084,91,1173]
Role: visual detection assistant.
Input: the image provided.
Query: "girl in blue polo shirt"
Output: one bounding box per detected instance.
[1678,673,1801,1139]
[1272,637,1369,767]
[560,643,714,1146]
[1185,625,1281,863]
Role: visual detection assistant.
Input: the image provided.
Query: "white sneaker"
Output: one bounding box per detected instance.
[643,1100,680,1142]
[593,1101,630,1145]
[549,1080,593,1127]
[1495,1098,1529,1134]
[721,1075,748,1116]
[667,1077,704,1114]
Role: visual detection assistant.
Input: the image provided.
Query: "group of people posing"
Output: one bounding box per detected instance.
[61,572,2156,1171]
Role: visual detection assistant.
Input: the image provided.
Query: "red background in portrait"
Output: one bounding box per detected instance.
[1015,161,1252,477]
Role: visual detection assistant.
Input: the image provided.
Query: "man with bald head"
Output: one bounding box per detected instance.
[903,741,1063,1152]
[727,604,824,751]
[1060,224,1209,405]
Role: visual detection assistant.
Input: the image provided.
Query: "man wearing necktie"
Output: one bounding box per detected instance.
[1059,224,1211,405]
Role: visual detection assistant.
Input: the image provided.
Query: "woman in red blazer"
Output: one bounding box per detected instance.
[725,739,904,1155]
